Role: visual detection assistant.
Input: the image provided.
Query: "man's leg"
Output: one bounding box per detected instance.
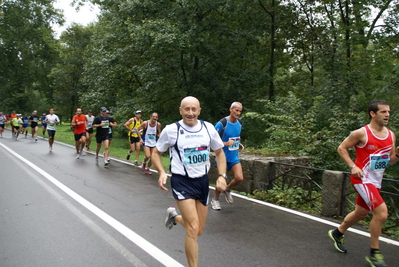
[338,204,369,233]
[96,142,102,157]
[134,141,141,161]
[175,199,208,267]
[103,140,110,160]
[227,163,244,190]
[127,141,135,160]
[369,203,388,249]
[75,140,80,153]
[80,136,86,151]
[214,162,243,200]
[147,147,155,168]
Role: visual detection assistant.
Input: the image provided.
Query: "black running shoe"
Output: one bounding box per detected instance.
[328,229,347,253]
[366,251,387,267]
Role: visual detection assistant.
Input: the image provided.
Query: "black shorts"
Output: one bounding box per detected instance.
[96,134,112,144]
[31,123,38,128]
[170,174,209,206]
[74,132,86,141]
[14,126,20,130]
[47,130,56,138]
[130,136,140,144]
[86,127,93,134]
[0,124,4,129]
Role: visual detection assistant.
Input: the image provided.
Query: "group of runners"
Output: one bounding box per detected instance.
[0,109,56,142]
[1,98,397,267]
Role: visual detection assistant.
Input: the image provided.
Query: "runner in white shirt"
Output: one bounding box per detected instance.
[45,108,60,151]
[151,96,227,267]
[0,112,6,138]
[85,110,95,150]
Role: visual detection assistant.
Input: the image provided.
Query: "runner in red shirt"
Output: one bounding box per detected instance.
[328,100,399,267]
[71,108,88,159]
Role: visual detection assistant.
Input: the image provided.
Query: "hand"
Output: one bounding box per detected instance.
[158,173,169,191]
[351,166,363,178]
[216,176,227,192]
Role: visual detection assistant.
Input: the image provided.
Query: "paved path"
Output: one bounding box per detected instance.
[1,133,398,266]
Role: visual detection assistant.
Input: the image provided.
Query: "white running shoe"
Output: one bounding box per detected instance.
[76,153,80,159]
[224,190,234,204]
[211,198,221,210]
[164,207,178,230]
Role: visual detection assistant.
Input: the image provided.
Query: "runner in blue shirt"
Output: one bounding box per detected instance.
[211,102,245,210]
[21,114,30,138]
[41,113,47,138]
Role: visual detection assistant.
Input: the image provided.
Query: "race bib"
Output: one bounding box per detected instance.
[147,133,156,140]
[370,154,389,172]
[228,137,241,151]
[183,146,209,168]
[102,120,109,128]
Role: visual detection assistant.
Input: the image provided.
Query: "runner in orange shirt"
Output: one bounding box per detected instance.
[71,108,88,159]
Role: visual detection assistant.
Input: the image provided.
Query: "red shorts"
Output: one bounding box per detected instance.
[353,183,384,211]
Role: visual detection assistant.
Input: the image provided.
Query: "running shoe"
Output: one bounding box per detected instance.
[145,168,152,175]
[95,156,99,165]
[82,150,85,156]
[104,159,109,167]
[164,207,178,230]
[49,146,52,152]
[134,160,139,166]
[126,152,131,160]
[141,161,146,171]
[365,251,387,267]
[328,229,347,253]
[224,190,233,204]
[35,138,37,142]
[76,153,80,159]
[211,198,221,210]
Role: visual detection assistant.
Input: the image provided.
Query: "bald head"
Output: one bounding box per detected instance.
[180,96,200,108]
[179,96,201,126]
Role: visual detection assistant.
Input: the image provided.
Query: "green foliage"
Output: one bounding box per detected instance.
[253,186,321,213]
[0,0,62,113]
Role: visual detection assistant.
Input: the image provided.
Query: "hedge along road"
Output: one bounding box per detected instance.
[0,134,398,267]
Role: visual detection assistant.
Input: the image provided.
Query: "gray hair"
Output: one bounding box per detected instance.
[230,102,242,109]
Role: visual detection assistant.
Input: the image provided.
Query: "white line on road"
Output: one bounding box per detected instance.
[208,186,399,247]
[0,142,184,267]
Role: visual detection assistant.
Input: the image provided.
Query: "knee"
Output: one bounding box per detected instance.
[354,209,369,220]
[186,223,201,238]
[234,174,244,184]
[374,210,388,223]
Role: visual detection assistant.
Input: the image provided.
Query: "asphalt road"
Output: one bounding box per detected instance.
[1,131,398,267]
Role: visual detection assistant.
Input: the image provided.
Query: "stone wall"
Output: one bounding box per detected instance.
[208,153,312,193]
[209,153,347,217]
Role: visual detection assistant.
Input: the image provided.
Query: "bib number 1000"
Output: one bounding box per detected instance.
[187,154,207,165]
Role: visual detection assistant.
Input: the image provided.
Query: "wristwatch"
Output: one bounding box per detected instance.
[219,174,227,179]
